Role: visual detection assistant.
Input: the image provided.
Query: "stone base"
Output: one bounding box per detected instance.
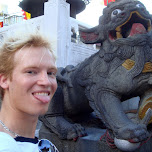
[39,124,152,152]
[39,125,119,152]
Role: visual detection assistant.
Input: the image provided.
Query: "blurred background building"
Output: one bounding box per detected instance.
[0,0,91,27]
[0,3,23,27]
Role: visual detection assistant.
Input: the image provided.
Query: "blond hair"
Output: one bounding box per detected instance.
[0,31,55,98]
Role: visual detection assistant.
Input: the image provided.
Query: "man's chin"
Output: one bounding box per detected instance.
[39,108,49,116]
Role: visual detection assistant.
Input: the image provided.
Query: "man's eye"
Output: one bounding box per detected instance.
[48,72,56,77]
[27,71,37,74]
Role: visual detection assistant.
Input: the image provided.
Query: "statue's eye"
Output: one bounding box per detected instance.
[111,9,122,18]
[136,3,144,8]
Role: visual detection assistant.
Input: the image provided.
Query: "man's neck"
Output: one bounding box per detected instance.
[0,102,38,138]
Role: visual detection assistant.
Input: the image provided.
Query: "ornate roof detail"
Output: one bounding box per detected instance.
[19,0,91,18]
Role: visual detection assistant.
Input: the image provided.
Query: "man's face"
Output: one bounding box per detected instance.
[5,46,57,116]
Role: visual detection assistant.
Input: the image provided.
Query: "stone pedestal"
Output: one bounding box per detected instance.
[39,124,152,152]
[39,125,119,152]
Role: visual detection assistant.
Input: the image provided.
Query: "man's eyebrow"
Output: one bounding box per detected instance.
[22,67,38,72]
[24,66,57,71]
[49,66,58,71]
[23,66,39,69]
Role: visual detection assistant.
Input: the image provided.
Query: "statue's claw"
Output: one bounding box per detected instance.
[67,123,87,141]
[116,123,149,142]
[40,116,87,140]
[72,133,88,141]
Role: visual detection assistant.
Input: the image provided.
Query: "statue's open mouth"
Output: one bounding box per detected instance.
[109,11,151,41]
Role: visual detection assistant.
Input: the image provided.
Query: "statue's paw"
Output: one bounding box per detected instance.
[41,116,87,140]
[116,123,149,142]
[66,123,87,141]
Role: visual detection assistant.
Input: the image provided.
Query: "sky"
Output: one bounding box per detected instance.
[0,0,151,26]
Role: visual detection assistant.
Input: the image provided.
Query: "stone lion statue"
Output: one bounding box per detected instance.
[40,0,152,148]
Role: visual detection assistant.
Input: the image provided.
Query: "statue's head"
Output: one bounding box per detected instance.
[80,0,152,46]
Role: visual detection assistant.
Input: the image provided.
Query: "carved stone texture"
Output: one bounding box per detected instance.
[40,0,152,151]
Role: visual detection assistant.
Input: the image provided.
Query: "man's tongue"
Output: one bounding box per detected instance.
[129,23,146,37]
[33,94,50,103]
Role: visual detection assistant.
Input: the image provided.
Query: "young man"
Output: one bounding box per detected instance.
[0,31,59,152]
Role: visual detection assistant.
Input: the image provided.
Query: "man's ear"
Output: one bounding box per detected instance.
[0,74,9,89]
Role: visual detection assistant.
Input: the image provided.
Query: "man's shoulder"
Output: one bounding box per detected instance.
[0,132,39,152]
[0,132,16,142]
[0,132,19,152]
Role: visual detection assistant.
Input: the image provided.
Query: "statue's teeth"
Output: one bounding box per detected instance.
[116,31,122,38]
[148,25,151,32]
[116,27,122,38]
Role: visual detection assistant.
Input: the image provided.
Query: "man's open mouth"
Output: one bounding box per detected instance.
[109,11,151,40]
[32,91,51,103]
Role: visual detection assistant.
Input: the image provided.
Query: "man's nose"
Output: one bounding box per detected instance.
[37,72,51,86]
